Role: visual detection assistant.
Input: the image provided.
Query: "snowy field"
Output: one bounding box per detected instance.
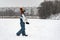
[0,18,60,40]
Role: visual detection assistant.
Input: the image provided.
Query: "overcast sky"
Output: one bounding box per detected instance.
[0,0,44,7]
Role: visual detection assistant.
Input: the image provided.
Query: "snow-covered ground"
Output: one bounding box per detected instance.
[0,19,60,40]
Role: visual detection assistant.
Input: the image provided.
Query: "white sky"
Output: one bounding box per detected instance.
[0,0,44,7]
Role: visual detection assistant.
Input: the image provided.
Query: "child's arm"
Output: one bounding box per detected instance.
[22,14,28,23]
[22,14,29,24]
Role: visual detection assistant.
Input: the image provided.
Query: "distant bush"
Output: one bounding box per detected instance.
[38,1,60,19]
[0,9,18,16]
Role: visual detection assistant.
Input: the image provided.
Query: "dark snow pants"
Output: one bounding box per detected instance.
[16,18,26,35]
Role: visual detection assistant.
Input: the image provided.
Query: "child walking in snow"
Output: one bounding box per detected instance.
[16,8,29,36]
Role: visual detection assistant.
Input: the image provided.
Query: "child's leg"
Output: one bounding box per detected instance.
[16,18,23,36]
[21,23,26,35]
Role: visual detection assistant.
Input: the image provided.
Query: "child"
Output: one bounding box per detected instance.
[16,8,29,36]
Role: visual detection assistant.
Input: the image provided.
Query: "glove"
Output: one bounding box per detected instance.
[26,22,29,24]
